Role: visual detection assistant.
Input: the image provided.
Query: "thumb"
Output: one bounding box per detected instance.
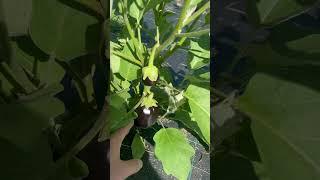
[121,159,143,177]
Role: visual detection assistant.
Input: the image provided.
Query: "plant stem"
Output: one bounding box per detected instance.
[122,0,146,63]
[159,16,202,62]
[64,104,107,158]
[123,0,135,40]
[155,0,192,56]
[128,94,145,113]
[112,51,142,66]
[137,26,142,45]
[147,27,160,66]
[148,42,159,66]
[176,28,210,37]
[183,1,210,27]
[155,26,160,43]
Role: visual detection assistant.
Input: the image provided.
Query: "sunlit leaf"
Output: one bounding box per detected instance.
[154,128,195,180]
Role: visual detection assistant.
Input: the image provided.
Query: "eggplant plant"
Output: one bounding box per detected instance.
[109,0,210,179]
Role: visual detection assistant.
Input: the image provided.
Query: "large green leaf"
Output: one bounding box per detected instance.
[268,21,320,61]
[184,71,210,89]
[109,106,137,134]
[153,128,195,180]
[67,156,89,178]
[115,40,141,81]
[128,0,144,21]
[0,90,64,149]
[238,73,320,180]
[110,73,131,92]
[128,0,160,21]
[106,91,137,134]
[184,84,210,144]
[0,137,53,180]
[30,0,101,61]
[1,39,40,95]
[247,0,316,25]
[159,66,173,83]
[0,0,32,36]
[38,59,65,85]
[0,91,64,179]
[110,41,121,73]
[8,41,39,92]
[188,54,210,70]
[45,157,88,180]
[173,103,208,146]
[188,35,210,70]
[286,34,320,55]
[0,71,14,98]
[10,37,64,85]
[188,35,210,59]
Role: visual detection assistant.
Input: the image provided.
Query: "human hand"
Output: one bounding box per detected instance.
[109,122,143,180]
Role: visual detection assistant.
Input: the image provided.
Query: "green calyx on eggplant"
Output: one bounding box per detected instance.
[134,106,159,128]
[142,65,159,86]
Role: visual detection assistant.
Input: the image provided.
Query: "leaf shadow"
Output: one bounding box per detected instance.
[11,36,49,62]
[197,34,210,50]
[85,23,103,55]
[269,20,320,61]
[212,152,260,180]
[0,95,66,179]
[58,0,103,20]
[78,137,109,180]
[259,64,320,93]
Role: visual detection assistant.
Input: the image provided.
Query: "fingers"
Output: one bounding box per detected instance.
[111,122,133,143]
[121,159,143,178]
[117,122,134,142]
[109,122,143,180]
[110,122,134,157]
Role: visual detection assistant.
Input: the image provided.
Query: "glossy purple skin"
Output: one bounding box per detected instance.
[143,77,158,86]
[134,106,159,128]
